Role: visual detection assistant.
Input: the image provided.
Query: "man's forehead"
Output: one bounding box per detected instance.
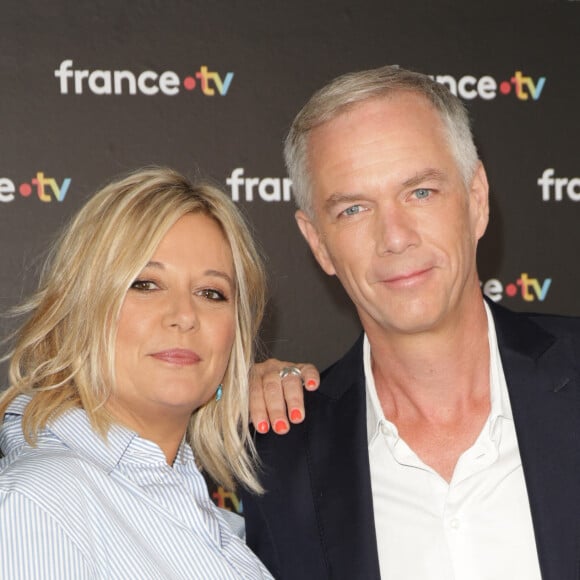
[307,92,447,175]
[305,94,460,215]
[312,90,436,134]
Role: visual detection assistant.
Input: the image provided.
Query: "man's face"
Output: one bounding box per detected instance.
[296,92,489,338]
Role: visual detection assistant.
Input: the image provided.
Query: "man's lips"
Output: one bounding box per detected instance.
[149,349,201,365]
[378,267,434,286]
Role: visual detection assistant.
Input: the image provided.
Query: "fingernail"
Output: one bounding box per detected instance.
[290,408,302,422]
[256,421,269,434]
[306,379,317,388]
[274,420,288,434]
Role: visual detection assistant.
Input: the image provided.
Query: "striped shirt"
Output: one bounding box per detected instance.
[0,395,273,579]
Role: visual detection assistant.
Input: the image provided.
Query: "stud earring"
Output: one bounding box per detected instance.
[215,384,223,401]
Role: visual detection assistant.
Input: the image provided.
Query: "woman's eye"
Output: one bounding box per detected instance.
[130,280,158,291]
[413,188,431,200]
[198,288,227,301]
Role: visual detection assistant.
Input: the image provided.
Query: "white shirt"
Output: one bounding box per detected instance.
[365,303,542,580]
[0,395,273,579]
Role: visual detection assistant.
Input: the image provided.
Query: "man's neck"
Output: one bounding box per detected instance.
[365,297,491,481]
[367,297,489,400]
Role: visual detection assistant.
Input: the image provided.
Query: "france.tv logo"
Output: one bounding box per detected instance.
[0,172,71,203]
[482,273,552,303]
[54,60,233,96]
[431,70,546,101]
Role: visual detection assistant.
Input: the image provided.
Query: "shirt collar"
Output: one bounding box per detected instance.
[364,299,513,447]
[2,394,192,472]
[485,300,513,437]
[364,336,387,445]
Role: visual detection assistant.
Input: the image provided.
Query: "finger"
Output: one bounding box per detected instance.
[249,359,321,435]
[249,359,294,434]
[249,366,271,434]
[297,363,320,391]
[262,367,292,434]
[280,363,320,424]
[280,372,306,424]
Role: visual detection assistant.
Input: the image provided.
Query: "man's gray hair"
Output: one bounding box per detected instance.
[284,65,479,216]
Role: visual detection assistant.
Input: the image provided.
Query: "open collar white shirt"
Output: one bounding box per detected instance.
[364,302,542,580]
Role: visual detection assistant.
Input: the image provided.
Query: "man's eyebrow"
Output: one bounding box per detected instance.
[402,169,447,189]
[322,169,449,211]
[323,193,365,212]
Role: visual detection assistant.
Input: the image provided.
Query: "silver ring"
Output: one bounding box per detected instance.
[279,366,302,380]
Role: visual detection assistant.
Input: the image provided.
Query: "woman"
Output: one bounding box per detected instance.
[0,167,273,579]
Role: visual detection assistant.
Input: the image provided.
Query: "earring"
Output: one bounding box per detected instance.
[215,384,223,402]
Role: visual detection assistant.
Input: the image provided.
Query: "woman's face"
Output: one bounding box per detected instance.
[110,212,236,431]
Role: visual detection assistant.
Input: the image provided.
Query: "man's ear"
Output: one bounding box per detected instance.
[295,210,336,276]
[470,162,490,241]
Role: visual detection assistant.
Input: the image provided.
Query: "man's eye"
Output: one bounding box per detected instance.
[198,289,227,301]
[413,188,431,200]
[130,280,158,291]
[342,204,363,216]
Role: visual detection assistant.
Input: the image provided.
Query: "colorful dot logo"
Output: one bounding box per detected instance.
[0,172,71,203]
[482,274,552,303]
[431,70,546,101]
[502,71,545,100]
[54,60,234,97]
[19,183,33,197]
[499,81,512,95]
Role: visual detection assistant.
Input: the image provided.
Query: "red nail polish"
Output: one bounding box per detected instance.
[306,379,317,388]
[274,420,288,433]
[290,409,303,422]
[256,421,269,434]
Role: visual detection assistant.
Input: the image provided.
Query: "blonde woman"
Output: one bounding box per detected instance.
[0,167,273,579]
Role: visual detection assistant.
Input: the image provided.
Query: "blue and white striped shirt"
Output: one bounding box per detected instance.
[0,395,273,579]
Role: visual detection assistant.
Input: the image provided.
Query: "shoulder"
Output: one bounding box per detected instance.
[252,335,367,470]
[217,507,246,539]
[0,481,95,576]
[523,311,580,336]
[0,442,117,561]
[489,300,580,351]
[489,299,580,329]
[0,442,107,513]
[317,334,365,397]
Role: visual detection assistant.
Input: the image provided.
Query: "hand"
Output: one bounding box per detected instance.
[249,359,320,435]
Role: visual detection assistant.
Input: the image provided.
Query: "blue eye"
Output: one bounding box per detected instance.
[413,188,431,200]
[342,205,363,216]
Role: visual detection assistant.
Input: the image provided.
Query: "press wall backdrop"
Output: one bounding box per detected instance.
[1,1,579,508]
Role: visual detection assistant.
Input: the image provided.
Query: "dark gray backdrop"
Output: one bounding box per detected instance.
[1,0,579,376]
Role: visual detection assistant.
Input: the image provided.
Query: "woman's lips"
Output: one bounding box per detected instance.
[149,349,201,365]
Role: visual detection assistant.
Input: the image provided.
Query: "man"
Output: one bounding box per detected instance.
[242,66,580,580]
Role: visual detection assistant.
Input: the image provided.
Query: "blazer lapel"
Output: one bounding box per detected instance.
[306,335,382,580]
[492,303,580,580]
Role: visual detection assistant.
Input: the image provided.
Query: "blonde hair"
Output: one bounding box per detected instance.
[285,64,479,216]
[0,167,266,492]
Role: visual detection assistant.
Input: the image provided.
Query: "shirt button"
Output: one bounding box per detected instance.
[380,423,389,435]
[450,518,460,530]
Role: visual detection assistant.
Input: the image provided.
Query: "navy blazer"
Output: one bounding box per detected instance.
[242,302,580,580]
